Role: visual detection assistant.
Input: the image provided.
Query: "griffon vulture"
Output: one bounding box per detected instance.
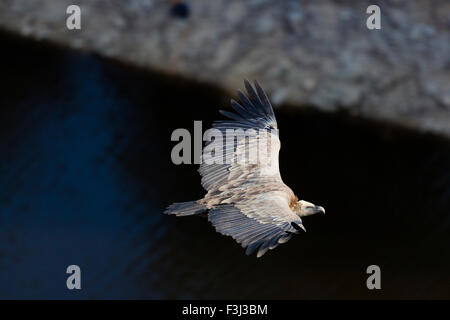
[165,80,325,257]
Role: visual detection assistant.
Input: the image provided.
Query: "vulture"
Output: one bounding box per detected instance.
[165,80,325,257]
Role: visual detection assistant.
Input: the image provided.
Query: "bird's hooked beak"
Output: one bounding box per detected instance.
[315,205,326,215]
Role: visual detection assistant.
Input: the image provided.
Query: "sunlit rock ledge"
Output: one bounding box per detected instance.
[1,0,449,138]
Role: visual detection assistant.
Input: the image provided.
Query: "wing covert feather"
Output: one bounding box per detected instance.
[208,196,302,257]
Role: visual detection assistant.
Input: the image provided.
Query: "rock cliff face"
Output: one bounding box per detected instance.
[1,0,449,137]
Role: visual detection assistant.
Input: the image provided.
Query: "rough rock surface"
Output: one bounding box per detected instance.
[1,0,449,137]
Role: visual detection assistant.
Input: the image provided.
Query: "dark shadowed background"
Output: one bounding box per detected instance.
[0,31,449,299]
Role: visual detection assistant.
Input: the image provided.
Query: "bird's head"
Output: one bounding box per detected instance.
[297,200,325,217]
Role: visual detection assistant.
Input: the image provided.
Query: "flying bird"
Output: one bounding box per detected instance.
[165,80,325,257]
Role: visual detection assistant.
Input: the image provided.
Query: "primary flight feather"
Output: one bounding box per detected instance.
[165,80,325,257]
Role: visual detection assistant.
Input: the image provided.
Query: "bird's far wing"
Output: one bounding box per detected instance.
[199,80,280,192]
[208,194,303,257]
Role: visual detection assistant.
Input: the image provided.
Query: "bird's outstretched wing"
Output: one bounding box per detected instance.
[208,193,302,257]
[199,80,303,257]
[199,80,281,191]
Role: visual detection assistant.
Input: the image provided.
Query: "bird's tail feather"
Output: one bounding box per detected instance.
[164,201,207,216]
